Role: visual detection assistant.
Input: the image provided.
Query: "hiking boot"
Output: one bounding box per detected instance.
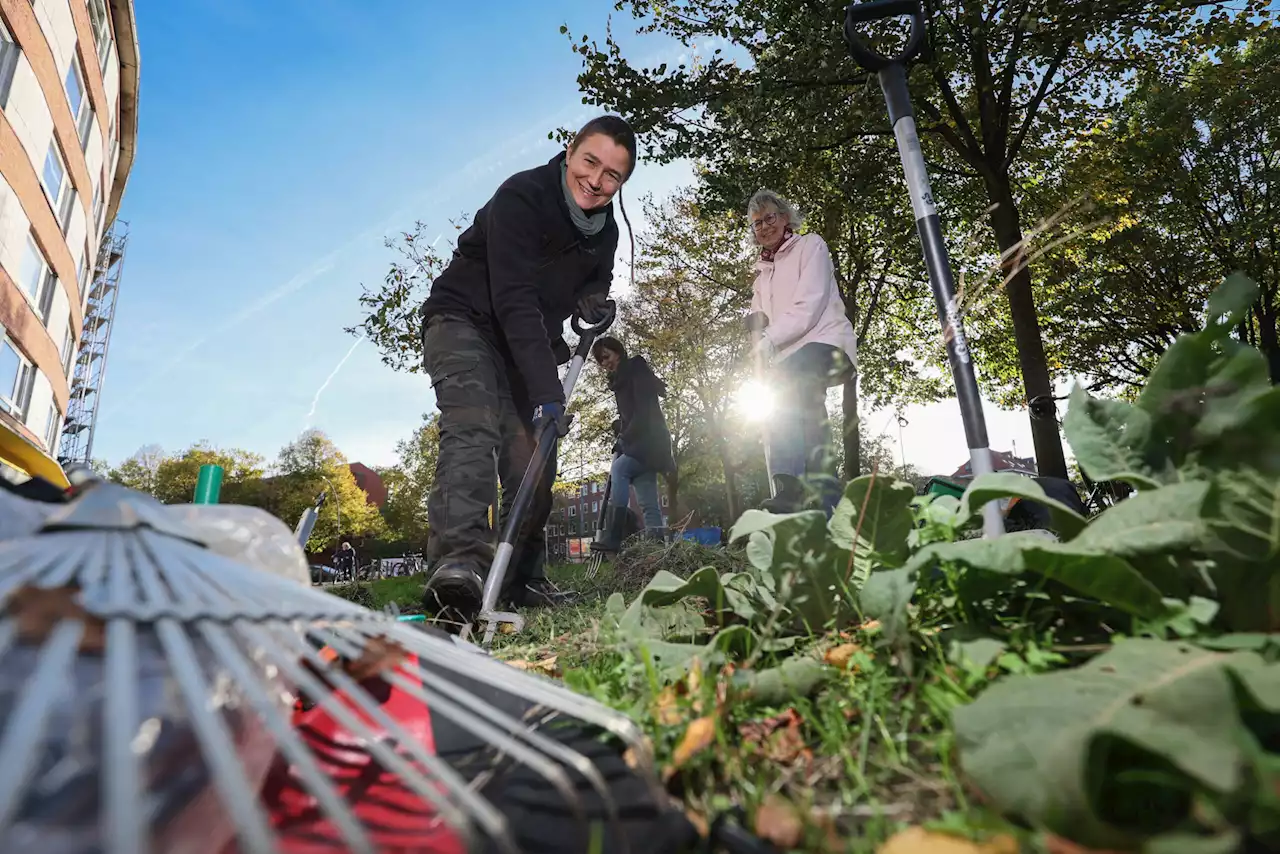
[760,474,808,514]
[590,504,631,553]
[422,562,484,624]
[644,526,669,543]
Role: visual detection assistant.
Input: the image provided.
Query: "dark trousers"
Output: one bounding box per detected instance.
[769,342,854,512]
[422,315,553,589]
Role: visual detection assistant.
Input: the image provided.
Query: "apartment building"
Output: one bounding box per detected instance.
[0,0,138,486]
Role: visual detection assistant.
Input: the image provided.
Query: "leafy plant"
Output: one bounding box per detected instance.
[864,274,1280,650]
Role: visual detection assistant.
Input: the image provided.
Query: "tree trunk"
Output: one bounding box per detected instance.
[663,468,681,525]
[843,378,860,479]
[1257,290,1280,385]
[985,176,1069,479]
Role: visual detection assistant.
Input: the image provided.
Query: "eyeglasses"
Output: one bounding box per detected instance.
[750,212,782,232]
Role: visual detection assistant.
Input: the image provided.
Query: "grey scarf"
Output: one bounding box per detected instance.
[561,160,607,236]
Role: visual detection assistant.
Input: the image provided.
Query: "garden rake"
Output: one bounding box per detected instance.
[462,301,618,646]
[844,0,1005,537]
[584,454,617,580]
[0,473,707,854]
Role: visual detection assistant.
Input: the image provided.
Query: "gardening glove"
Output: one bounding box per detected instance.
[576,292,610,325]
[532,402,572,437]
[610,418,622,436]
[612,438,623,455]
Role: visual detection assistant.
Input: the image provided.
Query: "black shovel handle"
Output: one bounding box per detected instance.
[843,0,926,71]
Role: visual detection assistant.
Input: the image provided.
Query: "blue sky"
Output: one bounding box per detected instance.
[96,0,1042,477]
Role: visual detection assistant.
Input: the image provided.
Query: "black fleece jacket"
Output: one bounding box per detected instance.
[611,356,676,474]
[420,151,618,406]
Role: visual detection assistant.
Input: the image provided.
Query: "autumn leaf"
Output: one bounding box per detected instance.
[754,795,804,849]
[506,654,559,676]
[879,827,1020,854]
[824,642,862,671]
[668,716,717,772]
[739,708,811,766]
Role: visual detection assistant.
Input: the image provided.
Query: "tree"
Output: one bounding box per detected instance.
[261,430,386,553]
[378,413,440,544]
[348,220,463,374]
[621,189,762,518]
[106,443,167,495]
[564,0,1270,479]
[149,442,267,506]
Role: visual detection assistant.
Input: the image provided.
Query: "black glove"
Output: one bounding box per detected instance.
[610,418,622,436]
[532,402,573,437]
[577,292,609,324]
[612,438,623,455]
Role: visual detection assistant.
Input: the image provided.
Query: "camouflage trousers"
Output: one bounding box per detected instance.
[421,314,553,589]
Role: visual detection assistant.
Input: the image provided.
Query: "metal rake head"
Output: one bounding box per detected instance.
[0,481,676,854]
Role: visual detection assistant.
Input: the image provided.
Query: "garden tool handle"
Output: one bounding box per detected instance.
[570,298,618,337]
[843,0,926,71]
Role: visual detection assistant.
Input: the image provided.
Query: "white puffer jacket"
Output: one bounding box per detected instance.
[751,232,858,370]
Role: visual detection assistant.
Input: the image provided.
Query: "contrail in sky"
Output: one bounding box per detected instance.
[304,334,365,428]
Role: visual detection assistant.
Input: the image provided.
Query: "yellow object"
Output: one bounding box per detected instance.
[878,827,1019,854]
[0,421,69,488]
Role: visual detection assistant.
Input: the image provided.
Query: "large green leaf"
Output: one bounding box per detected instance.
[1063,386,1162,489]
[958,472,1088,540]
[924,532,1169,618]
[828,476,916,582]
[640,565,759,623]
[859,566,918,653]
[954,640,1280,849]
[1204,272,1260,333]
[1069,481,1212,557]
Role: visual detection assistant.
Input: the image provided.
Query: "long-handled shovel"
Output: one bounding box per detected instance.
[843,0,1004,537]
[462,301,618,645]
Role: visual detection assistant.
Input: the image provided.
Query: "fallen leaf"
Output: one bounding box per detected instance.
[499,623,517,635]
[684,808,709,838]
[824,643,861,671]
[879,827,1020,854]
[739,708,809,765]
[653,685,683,725]
[754,795,804,849]
[1043,835,1126,854]
[860,619,881,632]
[670,716,717,770]
[506,654,559,676]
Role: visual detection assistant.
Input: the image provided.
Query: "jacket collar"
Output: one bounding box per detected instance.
[755,232,802,271]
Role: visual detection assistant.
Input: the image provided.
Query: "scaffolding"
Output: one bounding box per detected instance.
[59,220,127,467]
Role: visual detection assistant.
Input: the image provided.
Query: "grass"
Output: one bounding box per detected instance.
[337,554,1021,853]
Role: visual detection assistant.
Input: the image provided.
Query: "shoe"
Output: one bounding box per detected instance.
[644,526,669,543]
[590,505,631,553]
[760,474,808,514]
[513,578,575,609]
[422,562,484,624]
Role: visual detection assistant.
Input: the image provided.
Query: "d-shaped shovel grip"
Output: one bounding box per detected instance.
[843,0,927,71]
[571,299,618,337]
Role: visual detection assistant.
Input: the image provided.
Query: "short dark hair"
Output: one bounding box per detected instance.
[571,115,637,178]
[592,336,627,362]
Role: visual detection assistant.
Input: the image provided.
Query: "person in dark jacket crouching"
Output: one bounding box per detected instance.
[418,115,637,622]
[591,336,676,549]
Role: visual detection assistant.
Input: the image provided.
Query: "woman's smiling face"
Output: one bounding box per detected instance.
[565,134,631,210]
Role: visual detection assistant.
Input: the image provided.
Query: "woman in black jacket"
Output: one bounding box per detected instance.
[418,115,636,622]
[591,336,676,548]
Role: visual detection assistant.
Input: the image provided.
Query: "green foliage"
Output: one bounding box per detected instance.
[598,274,1278,850]
[954,639,1280,851]
[377,412,439,544]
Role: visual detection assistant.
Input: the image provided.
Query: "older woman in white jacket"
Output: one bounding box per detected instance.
[747,189,858,515]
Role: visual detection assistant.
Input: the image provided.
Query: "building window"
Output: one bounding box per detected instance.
[590,482,597,494]
[0,21,20,108]
[567,505,576,516]
[65,56,93,149]
[42,142,68,209]
[87,0,113,72]
[90,182,102,238]
[44,405,60,452]
[61,322,76,377]
[591,501,599,513]
[20,236,56,322]
[579,484,587,496]
[661,494,670,507]
[0,338,35,419]
[60,187,77,236]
